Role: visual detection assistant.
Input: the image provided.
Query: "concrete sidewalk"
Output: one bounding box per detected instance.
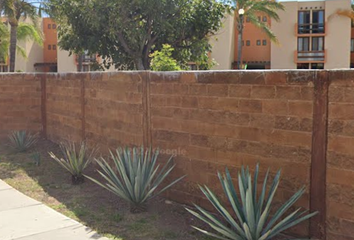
[0,180,110,240]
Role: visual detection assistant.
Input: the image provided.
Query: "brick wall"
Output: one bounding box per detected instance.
[327,71,354,240]
[0,74,42,138]
[149,71,314,236]
[2,70,354,239]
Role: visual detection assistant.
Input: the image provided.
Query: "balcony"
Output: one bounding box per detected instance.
[294,50,326,63]
[295,23,326,36]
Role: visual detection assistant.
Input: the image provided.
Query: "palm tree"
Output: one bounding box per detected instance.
[234,0,284,69]
[0,0,42,72]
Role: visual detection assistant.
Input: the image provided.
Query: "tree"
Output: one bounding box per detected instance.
[0,0,43,72]
[150,44,181,71]
[45,0,228,70]
[234,0,284,69]
[0,20,43,69]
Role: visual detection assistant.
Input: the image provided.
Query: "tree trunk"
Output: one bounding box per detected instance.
[9,24,18,72]
[237,16,244,70]
[135,58,145,70]
[78,54,83,72]
[237,31,243,70]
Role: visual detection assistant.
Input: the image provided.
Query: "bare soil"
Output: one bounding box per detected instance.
[0,139,210,240]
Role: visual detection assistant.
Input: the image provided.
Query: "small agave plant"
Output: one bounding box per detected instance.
[87,146,185,213]
[8,130,38,152]
[49,141,96,185]
[186,164,317,240]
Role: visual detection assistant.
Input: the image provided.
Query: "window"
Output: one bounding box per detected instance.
[298,37,309,51]
[312,10,324,33]
[48,24,51,29]
[242,40,244,46]
[262,40,267,46]
[256,40,261,46]
[52,24,56,29]
[351,39,354,52]
[48,45,51,50]
[311,63,324,69]
[53,45,57,50]
[246,40,250,46]
[262,16,267,22]
[246,17,250,22]
[297,63,310,69]
[298,11,310,34]
[312,37,324,51]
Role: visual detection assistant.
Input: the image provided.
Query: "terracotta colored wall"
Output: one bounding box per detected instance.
[4,71,354,239]
[43,18,58,70]
[149,71,312,236]
[234,14,271,65]
[46,73,83,142]
[0,74,42,138]
[327,71,354,240]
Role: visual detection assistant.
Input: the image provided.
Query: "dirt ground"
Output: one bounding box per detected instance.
[0,138,212,240]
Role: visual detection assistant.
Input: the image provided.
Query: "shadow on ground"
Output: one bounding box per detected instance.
[0,139,208,240]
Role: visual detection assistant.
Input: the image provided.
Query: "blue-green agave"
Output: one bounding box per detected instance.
[87,147,185,211]
[186,165,317,240]
[8,130,38,152]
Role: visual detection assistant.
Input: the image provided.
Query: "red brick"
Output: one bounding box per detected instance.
[229,85,251,98]
[239,99,262,113]
[251,86,276,99]
[288,101,313,118]
[262,100,288,115]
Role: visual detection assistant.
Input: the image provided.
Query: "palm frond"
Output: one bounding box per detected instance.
[16,45,27,58]
[17,22,44,46]
[248,15,278,43]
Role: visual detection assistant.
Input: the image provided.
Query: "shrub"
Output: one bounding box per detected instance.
[87,146,185,213]
[150,44,182,71]
[8,130,38,152]
[49,141,96,185]
[186,164,317,240]
[30,151,41,166]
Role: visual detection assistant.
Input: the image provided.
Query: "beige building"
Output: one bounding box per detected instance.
[211,0,353,70]
[271,0,351,69]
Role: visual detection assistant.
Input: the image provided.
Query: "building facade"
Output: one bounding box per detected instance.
[211,0,353,70]
[0,17,101,73]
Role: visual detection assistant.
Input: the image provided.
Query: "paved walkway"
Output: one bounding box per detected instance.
[0,180,110,240]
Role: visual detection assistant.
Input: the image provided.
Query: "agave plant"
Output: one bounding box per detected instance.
[8,130,38,152]
[186,165,317,240]
[49,141,96,185]
[87,146,185,213]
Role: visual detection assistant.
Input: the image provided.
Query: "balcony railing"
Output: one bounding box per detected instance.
[296,23,325,35]
[295,50,326,63]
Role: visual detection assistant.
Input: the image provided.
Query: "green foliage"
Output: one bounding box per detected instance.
[49,141,96,181]
[45,0,229,70]
[0,0,43,71]
[0,23,9,63]
[86,147,185,209]
[233,0,284,43]
[150,44,181,71]
[8,130,38,152]
[30,151,41,166]
[186,164,317,240]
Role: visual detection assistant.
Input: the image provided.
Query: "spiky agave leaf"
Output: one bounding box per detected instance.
[49,141,96,178]
[8,130,38,152]
[186,164,317,240]
[86,146,185,206]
